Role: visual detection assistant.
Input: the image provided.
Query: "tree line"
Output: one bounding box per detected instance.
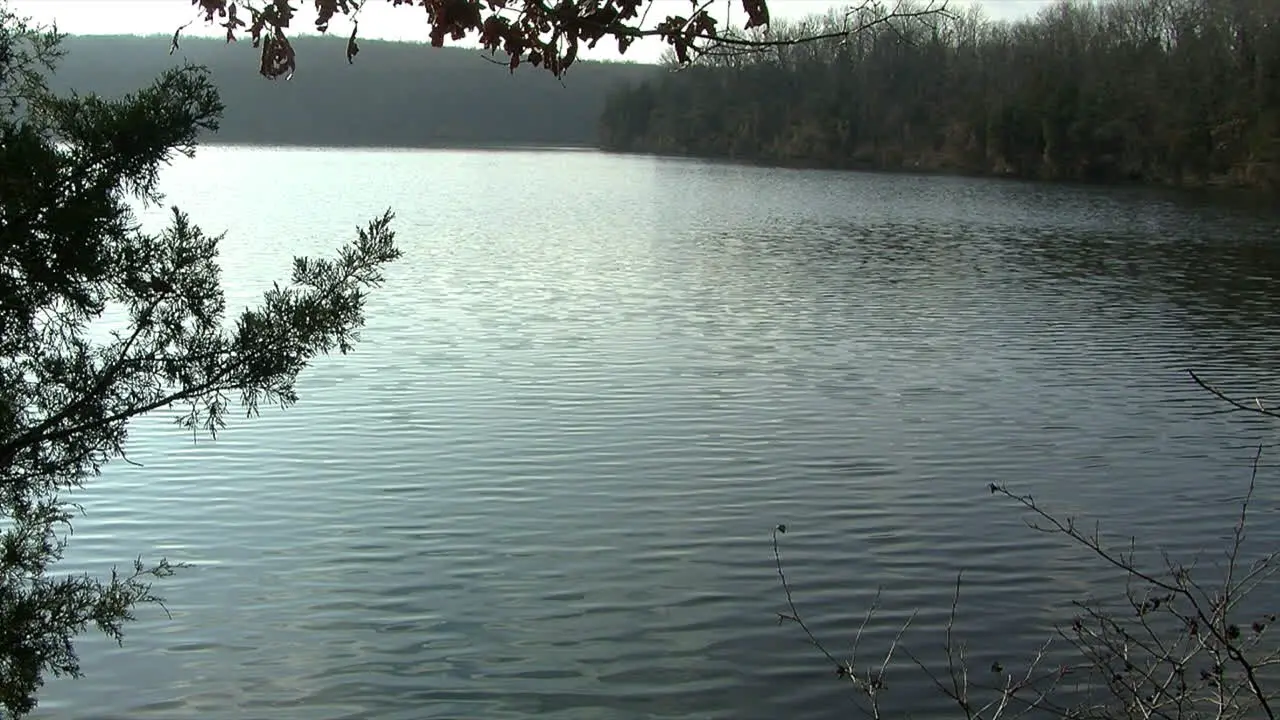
[598,0,1280,191]
[51,34,657,148]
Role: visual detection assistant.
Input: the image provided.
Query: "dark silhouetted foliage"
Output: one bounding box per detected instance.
[0,8,400,717]
[181,0,945,79]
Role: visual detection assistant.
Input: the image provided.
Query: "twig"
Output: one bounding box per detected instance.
[773,524,843,670]
[1188,370,1280,422]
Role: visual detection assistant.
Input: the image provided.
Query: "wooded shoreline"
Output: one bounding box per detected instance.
[595,144,1280,196]
[599,0,1280,195]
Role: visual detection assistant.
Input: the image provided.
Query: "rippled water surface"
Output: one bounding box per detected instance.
[34,148,1280,719]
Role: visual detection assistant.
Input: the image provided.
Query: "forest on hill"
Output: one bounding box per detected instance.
[53,34,658,148]
[599,0,1280,191]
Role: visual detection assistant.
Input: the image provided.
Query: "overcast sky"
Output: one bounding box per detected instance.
[9,0,1056,63]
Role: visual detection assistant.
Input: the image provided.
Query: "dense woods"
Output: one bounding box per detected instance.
[53,34,657,148]
[599,0,1280,191]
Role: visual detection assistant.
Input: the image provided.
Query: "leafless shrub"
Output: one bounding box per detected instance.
[774,371,1279,719]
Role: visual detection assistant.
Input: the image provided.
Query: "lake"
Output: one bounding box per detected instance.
[33,147,1280,719]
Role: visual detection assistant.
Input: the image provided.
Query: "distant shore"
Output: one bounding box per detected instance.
[53,34,658,154]
[200,138,598,153]
[194,137,1278,200]
[596,0,1280,199]
[596,145,1280,198]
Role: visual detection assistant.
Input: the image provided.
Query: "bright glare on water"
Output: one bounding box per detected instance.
[33,147,1280,720]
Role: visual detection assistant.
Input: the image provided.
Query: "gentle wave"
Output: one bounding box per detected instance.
[34,148,1280,720]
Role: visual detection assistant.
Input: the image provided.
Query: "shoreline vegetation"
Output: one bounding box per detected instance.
[598,0,1280,194]
[596,146,1280,207]
[51,10,1280,198]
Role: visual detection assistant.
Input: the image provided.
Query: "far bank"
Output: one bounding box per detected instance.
[598,0,1280,196]
[594,142,1280,197]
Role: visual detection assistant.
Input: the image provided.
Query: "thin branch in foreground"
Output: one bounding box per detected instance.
[774,371,1280,720]
[1188,369,1280,422]
[772,524,914,719]
[988,462,1278,720]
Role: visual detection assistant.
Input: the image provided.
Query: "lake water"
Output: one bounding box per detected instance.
[32,147,1280,719]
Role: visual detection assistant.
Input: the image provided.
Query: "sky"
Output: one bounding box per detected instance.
[8,0,1056,64]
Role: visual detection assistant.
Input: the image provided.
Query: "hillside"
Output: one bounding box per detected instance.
[53,34,659,148]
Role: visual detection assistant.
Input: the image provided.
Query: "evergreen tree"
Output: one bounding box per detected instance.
[0,8,400,716]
